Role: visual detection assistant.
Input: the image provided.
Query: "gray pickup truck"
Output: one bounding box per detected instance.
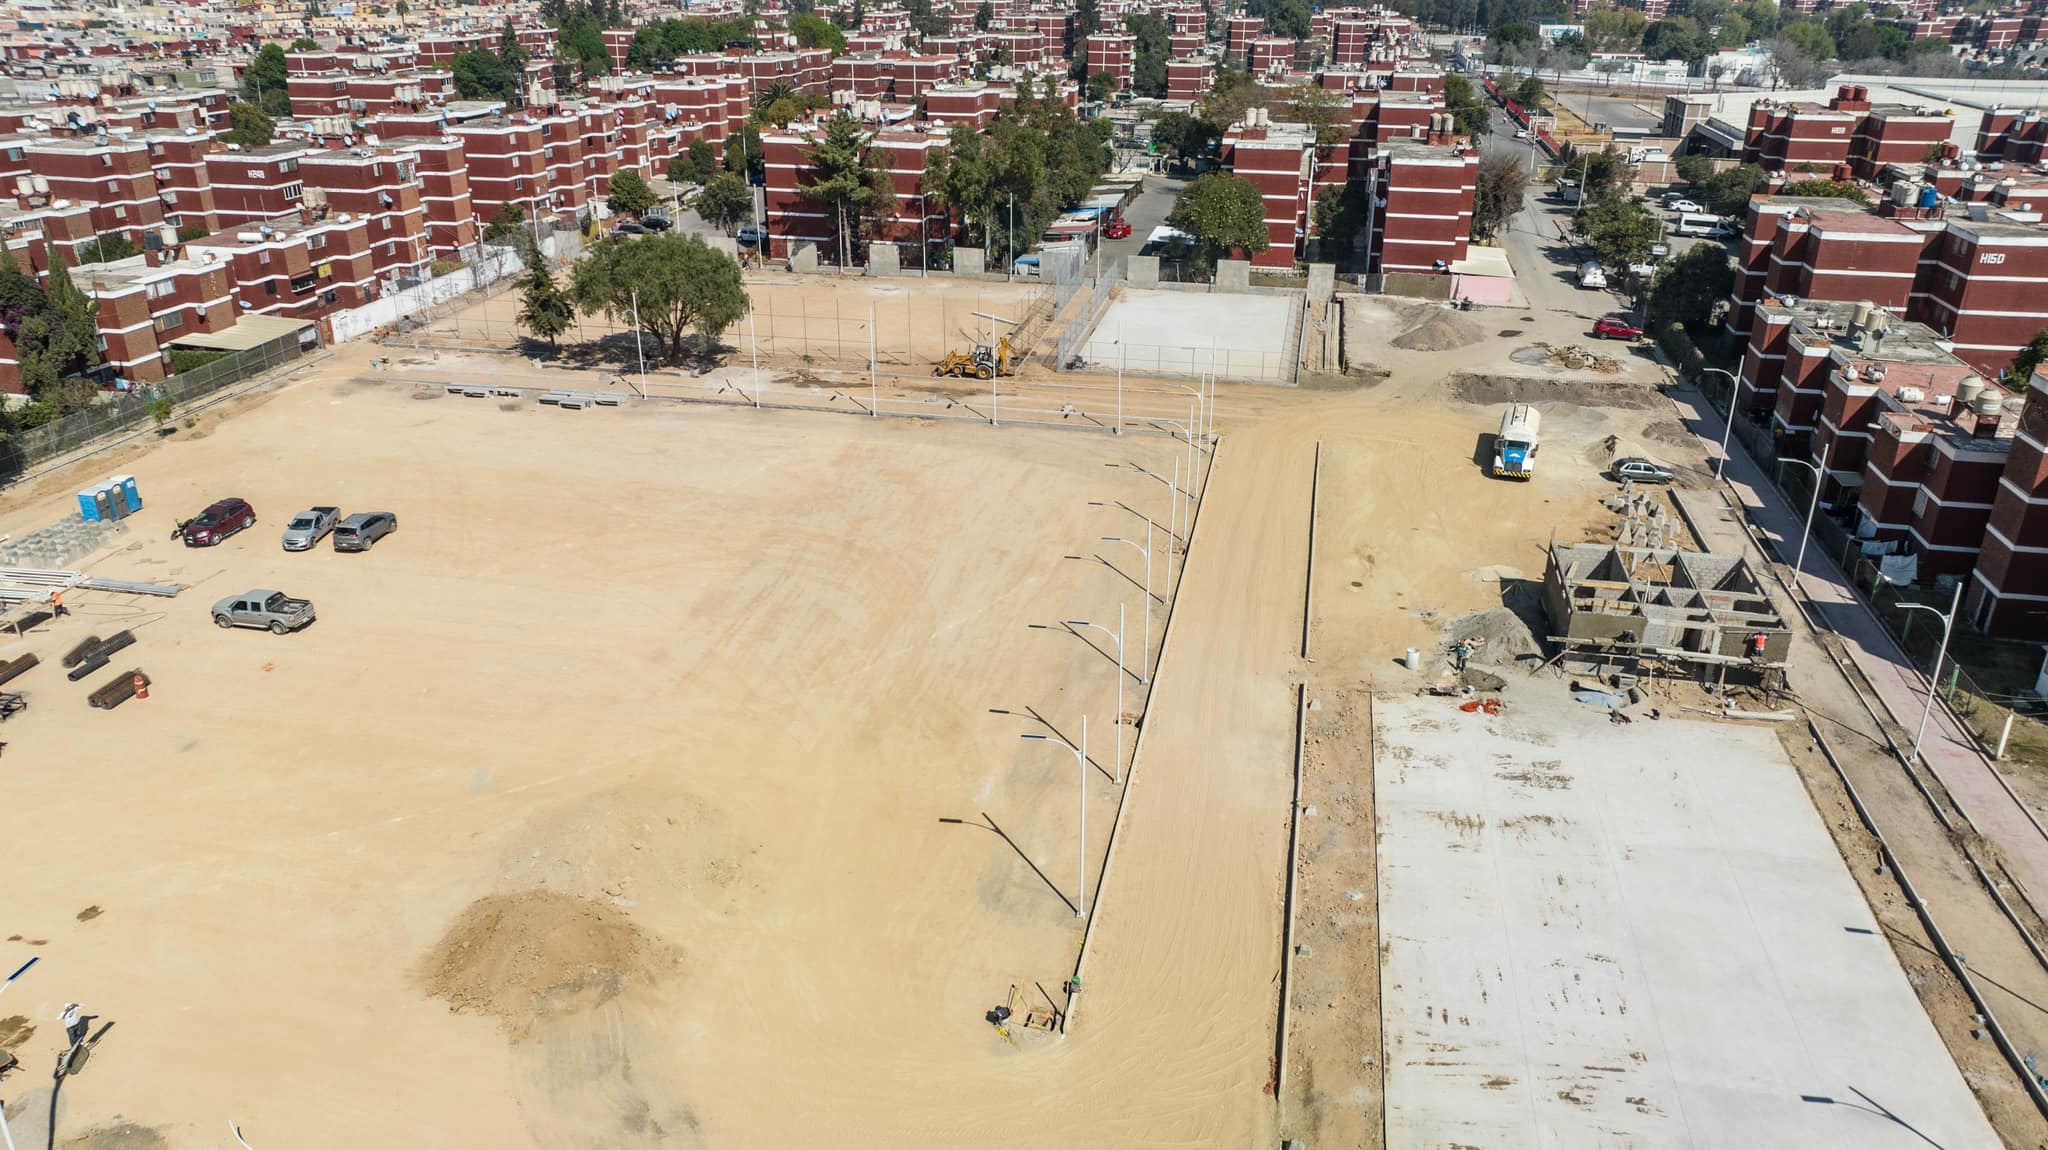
[211,589,316,634]
[282,506,340,551]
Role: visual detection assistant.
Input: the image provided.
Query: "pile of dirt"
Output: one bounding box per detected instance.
[1538,342,1623,373]
[61,1123,168,1150]
[423,890,678,1021]
[1442,607,1543,667]
[1448,372,1661,411]
[1391,309,1482,352]
[1641,419,1699,449]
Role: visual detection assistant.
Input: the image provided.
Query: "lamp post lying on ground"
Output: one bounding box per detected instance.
[1020,715,1088,919]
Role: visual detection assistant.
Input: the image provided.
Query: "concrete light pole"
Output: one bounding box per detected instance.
[1020,714,1088,918]
[1778,439,1834,585]
[1102,529,1153,681]
[1065,603,1126,783]
[1699,366,1739,479]
[1879,575,1966,766]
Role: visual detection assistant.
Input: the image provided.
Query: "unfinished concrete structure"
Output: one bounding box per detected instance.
[1542,543,1791,679]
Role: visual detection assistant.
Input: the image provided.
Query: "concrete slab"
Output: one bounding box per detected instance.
[1216,259,1250,292]
[867,244,900,276]
[1129,253,1160,287]
[1084,289,1294,382]
[952,247,985,276]
[1375,695,1999,1150]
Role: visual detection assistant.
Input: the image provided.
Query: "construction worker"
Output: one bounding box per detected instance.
[51,589,66,618]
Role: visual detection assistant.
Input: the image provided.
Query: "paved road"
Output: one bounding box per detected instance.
[1666,384,2048,901]
[1098,174,1187,281]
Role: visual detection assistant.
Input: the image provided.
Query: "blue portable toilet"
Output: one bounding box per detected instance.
[92,485,113,522]
[104,481,129,519]
[117,475,140,510]
[78,488,102,522]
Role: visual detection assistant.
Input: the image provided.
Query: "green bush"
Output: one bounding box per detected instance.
[1657,321,1708,379]
[430,260,465,278]
[176,224,211,242]
[167,349,226,374]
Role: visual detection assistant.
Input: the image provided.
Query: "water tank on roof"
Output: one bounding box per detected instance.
[1977,393,2004,418]
[1958,376,1986,407]
[1899,386,1925,402]
[1918,185,1940,208]
[1851,299,1874,331]
[1892,180,1914,205]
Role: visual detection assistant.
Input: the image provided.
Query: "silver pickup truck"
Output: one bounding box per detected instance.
[211,589,315,634]
[281,506,340,551]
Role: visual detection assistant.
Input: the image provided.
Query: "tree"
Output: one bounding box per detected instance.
[1768,35,1829,87]
[2007,329,2048,389]
[1264,0,1311,40]
[667,138,717,185]
[1075,0,1102,38]
[220,102,276,148]
[791,13,846,53]
[1780,21,1834,61]
[1125,13,1170,99]
[697,171,752,233]
[1086,70,1118,103]
[1151,110,1217,165]
[1491,21,1536,51]
[1168,173,1268,269]
[1675,152,1715,185]
[517,246,574,349]
[1201,68,1263,130]
[1699,163,1766,214]
[147,391,175,431]
[499,18,529,71]
[1444,73,1490,138]
[1649,241,1735,329]
[607,169,658,217]
[452,48,520,102]
[1781,178,1871,204]
[1472,153,1527,242]
[1643,16,1714,65]
[1288,83,1348,148]
[569,233,750,363]
[394,0,408,22]
[484,203,527,241]
[1576,149,1633,204]
[725,122,765,183]
[806,114,892,267]
[974,0,992,29]
[1312,183,1368,263]
[18,256,99,411]
[1584,7,1647,51]
[1574,196,1663,266]
[290,36,318,51]
[1513,73,1545,109]
[239,43,291,116]
[77,231,140,265]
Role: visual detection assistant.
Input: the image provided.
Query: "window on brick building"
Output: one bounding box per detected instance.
[155,309,184,333]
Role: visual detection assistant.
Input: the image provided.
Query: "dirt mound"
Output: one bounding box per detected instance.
[1443,607,1542,666]
[1448,372,1661,411]
[62,1123,168,1150]
[423,890,678,1021]
[1641,419,1698,449]
[1391,310,1482,352]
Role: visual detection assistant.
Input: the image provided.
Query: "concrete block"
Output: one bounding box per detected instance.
[952,247,985,276]
[867,244,901,276]
[790,243,819,273]
[705,235,738,260]
[1306,262,1335,302]
[1215,259,1251,293]
[1128,254,1160,287]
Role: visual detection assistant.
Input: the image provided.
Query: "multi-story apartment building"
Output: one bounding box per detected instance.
[188,213,377,323]
[1969,374,2048,635]
[143,129,219,236]
[206,141,311,230]
[77,254,237,383]
[1365,133,1479,275]
[1084,34,1134,90]
[23,136,167,246]
[398,135,477,258]
[299,145,430,285]
[449,117,551,226]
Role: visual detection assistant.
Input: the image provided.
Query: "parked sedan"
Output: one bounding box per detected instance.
[1103,216,1132,239]
[333,511,397,552]
[1667,198,1705,214]
[182,498,254,547]
[1613,457,1677,484]
[1593,316,1645,340]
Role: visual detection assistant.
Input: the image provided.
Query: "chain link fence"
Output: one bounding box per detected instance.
[0,327,321,482]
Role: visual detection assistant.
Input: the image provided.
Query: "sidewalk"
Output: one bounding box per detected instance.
[1665,385,2048,901]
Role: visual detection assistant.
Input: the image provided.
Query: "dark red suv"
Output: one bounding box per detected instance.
[183,498,255,547]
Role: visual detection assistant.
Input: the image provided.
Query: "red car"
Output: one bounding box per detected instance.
[1593,316,1645,340]
[1103,217,1132,239]
[182,498,255,547]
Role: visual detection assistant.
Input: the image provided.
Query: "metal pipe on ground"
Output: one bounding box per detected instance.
[61,636,102,668]
[0,654,38,687]
[88,669,147,710]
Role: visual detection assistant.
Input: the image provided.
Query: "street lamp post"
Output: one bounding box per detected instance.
[1878,575,1966,765]
[748,302,761,408]
[1065,605,1127,784]
[1778,438,1833,584]
[1102,529,1153,681]
[1109,462,1180,593]
[1699,366,1740,479]
[0,957,38,1150]
[868,302,878,418]
[1020,715,1088,919]
[630,288,649,395]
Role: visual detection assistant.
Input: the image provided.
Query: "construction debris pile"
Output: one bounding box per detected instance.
[1539,342,1623,374]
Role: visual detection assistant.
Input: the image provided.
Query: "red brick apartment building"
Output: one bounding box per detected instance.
[189,214,376,322]
[78,255,236,383]
[398,136,476,258]
[1226,14,1262,61]
[206,142,312,230]
[1728,197,1923,349]
[1246,36,1294,77]
[142,130,219,235]
[449,118,551,225]
[988,31,1045,65]
[1914,215,2048,373]
[924,81,1010,128]
[1970,375,2048,635]
[1222,118,1316,269]
[759,121,945,263]
[1085,34,1134,90]
[22,137,167,245]
[299,146,430,284]
[1167,57,1212,103]
[1168,7,1207,36]
[1365,132,1478,274]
